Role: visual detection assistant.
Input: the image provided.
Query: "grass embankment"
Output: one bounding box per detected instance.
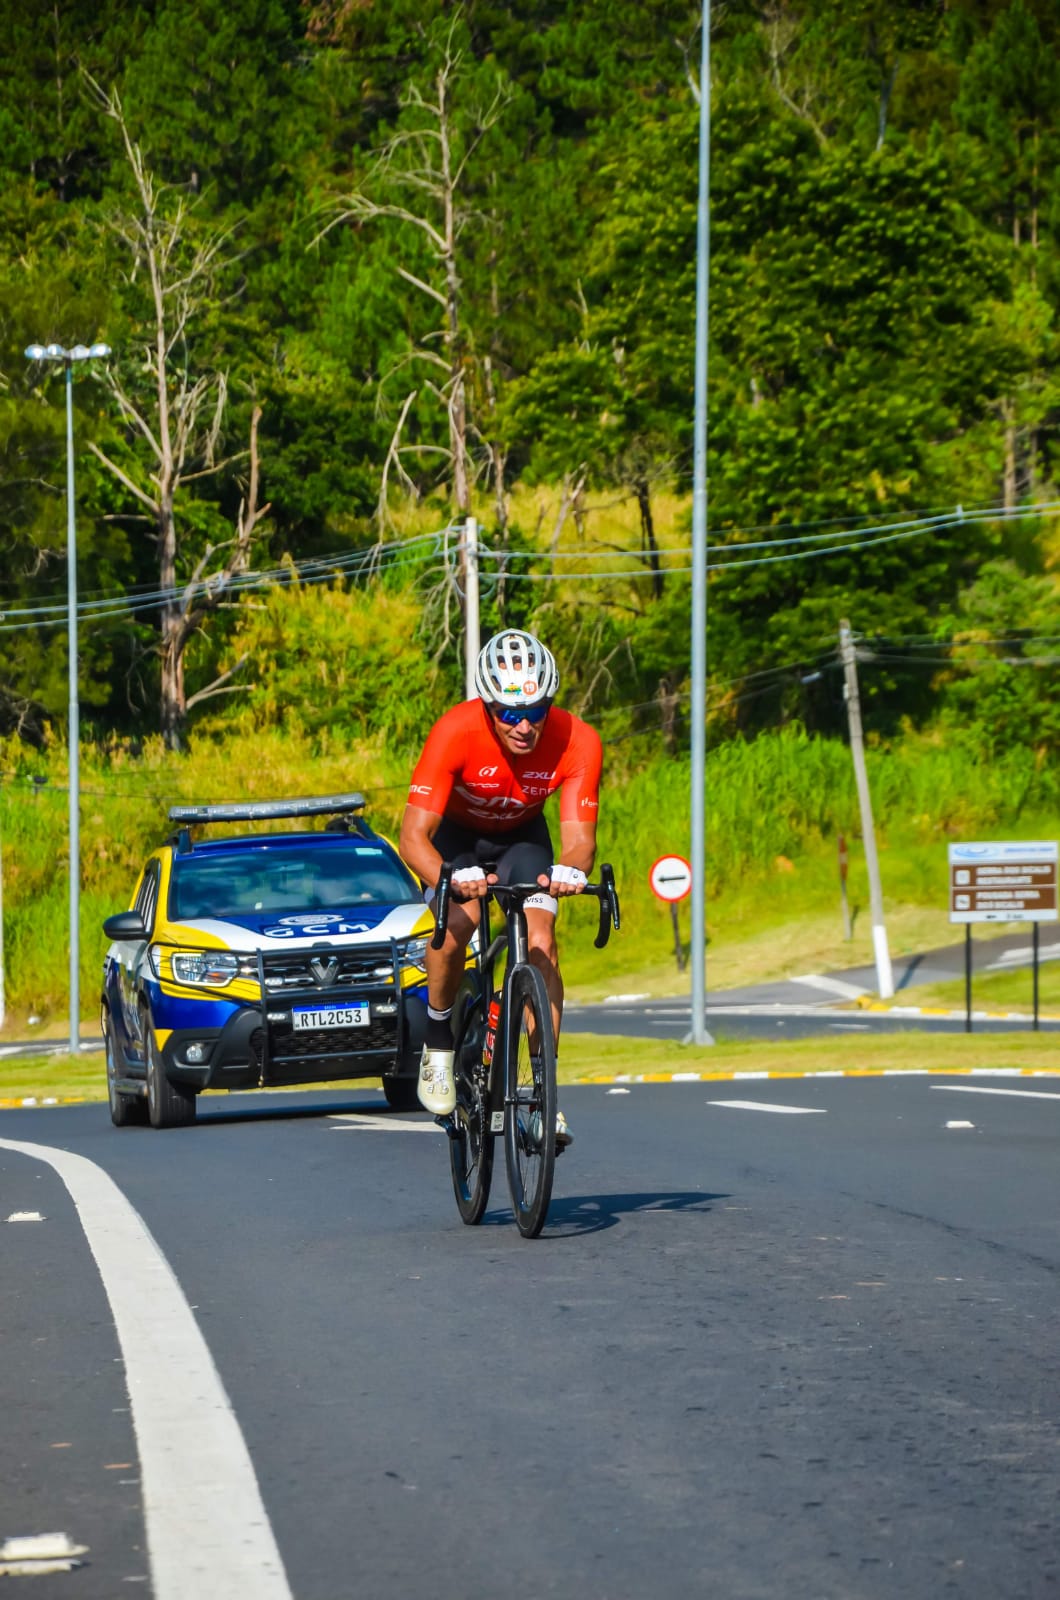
[1,722,1056,1031]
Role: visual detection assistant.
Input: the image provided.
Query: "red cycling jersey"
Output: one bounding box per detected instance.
[407,700,602,834]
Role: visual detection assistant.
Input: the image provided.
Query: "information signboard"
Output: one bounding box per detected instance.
[948,841,1058,924]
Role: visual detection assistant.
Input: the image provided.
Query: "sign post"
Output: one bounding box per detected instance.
[650,855,693,972]
[948,842,1058,1032]
[837,832,851,940]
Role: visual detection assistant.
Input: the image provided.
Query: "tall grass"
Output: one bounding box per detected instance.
[1,724,1056,1024]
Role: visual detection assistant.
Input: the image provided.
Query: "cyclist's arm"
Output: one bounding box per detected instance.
[399,805,446,892]
[547,718,601,895]
[544,817,597,896]
[399,805,493,900]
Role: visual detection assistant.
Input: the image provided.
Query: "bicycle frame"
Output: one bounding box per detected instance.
[432,864,620,1235]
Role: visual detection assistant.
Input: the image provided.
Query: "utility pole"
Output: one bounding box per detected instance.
[839,620,894,998]
[462,515,480,701]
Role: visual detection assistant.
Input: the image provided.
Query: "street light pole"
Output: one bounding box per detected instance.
[689,0,714,1046]
[24,341,111,1056]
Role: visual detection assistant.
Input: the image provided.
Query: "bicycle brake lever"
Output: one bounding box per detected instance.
[603,862,620,932]
[431,863,452,949]
[592,863,620,948]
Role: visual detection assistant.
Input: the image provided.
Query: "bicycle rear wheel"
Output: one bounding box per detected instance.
[503,963,557,1239]
[449,986,495,1225]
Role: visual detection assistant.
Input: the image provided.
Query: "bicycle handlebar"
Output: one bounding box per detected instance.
[429,862,621,950]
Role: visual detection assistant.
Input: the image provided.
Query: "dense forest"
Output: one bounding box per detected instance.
[2,0,1058,765]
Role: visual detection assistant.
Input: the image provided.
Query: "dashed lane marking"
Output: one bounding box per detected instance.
[329,1113,441,1133]
[931,1085,1060,1103]
[707,1100,827,1116]
[790,973,870,1001]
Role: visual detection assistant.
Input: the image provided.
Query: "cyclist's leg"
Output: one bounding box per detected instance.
[419,821,481,1112]
[424,820,483,1032]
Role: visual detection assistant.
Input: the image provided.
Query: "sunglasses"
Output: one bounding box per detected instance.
[490,699,552,727]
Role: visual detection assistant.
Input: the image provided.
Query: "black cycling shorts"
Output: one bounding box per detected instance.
[432,814,553,890]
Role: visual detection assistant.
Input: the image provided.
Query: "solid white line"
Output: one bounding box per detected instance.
[789,973,869,1001]
[0,1138,292,1600]
[932,1086,1060,1102]
[329,1113,441,1133]
[707,1100,827,1115]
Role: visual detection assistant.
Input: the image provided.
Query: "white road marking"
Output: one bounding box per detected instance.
[991,945,1060,967]
[606,1087,631,1095]
[0,1558,84,1576]
[0,1536,86,1568]
[707,1100,827,1115]
[932,1086,1060,1102]
[0,1137,293,1600]
[946,1121,976,1129]
[329,1113,441,1133]
[5,1210,45,1221]
[0,1532,89,1576]
[790,973,869,1001]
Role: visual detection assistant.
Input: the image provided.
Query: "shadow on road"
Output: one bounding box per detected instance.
[194,1095,387,1127]
[896,953,925,991]
[539,1189,729,1237]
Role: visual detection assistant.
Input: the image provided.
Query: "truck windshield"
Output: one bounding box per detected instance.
[169,844,420,920]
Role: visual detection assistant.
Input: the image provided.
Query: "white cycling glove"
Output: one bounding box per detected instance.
[451,866,488,894]
[550,864,587,890]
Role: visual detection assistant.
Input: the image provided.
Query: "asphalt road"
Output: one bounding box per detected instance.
[2,1075,1059,1598]
[565,997,1060,1043]
[563,921,1060,1042]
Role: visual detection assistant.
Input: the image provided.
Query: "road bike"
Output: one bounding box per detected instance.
[430,863,620,1238]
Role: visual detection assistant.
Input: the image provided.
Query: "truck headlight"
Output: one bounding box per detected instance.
[171,950,240,988]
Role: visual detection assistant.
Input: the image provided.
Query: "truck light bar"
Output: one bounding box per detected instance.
[168,793,367,825]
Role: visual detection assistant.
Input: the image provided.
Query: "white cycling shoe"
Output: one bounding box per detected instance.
[417,1046,456,1115]
[530,1109,573,1151]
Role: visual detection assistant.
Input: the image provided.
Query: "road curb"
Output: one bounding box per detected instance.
[574,1066,1060,1085]
[854,998,1060,1022]
[5,1063,1060,1111]
[0,1096,94,1110]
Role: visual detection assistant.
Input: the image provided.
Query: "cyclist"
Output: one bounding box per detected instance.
[399,629,602,1147]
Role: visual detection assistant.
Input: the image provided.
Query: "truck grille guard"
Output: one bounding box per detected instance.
[252,937,413,1084]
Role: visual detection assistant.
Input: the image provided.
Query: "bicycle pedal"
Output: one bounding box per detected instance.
[436,1114,458,1137]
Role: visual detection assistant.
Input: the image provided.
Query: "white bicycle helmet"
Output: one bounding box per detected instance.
[474,630,559,707]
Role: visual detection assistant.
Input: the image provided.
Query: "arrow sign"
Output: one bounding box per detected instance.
[649,854,692,903]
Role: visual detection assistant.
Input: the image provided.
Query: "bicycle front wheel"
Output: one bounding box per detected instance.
[503,963,557,1239]
[449,986,495,1225]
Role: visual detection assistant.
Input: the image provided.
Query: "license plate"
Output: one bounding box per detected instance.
[292,1004,369,1030]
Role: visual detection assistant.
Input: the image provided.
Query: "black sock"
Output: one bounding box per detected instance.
[425,1005,453,1050]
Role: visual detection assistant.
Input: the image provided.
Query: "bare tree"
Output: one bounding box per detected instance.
[323,18,512,534]
[763,4,830,148]
[85,80,270,750]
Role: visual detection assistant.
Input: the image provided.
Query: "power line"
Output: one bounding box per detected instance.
[3,495,1057,636]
